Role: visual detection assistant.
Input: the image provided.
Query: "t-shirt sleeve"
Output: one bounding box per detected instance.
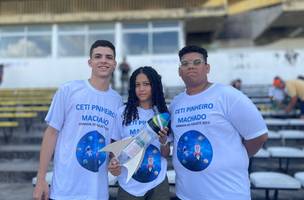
[45,87,66,132]
[168,98,178,143]
[168,101,174,114]
[111,111,123,141]
[227,94,268,140]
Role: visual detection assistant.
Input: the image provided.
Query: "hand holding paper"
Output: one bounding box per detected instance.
[102,113,170,182]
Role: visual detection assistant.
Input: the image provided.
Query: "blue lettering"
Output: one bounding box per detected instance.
[91,104,116,118]
[177,114,207,123]
[76,104,90,110]
[82,115,109,126]
[185,104,213,112]
[129,129,139,136]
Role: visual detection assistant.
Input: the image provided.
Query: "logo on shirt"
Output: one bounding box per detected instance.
[132,144,161,183]
[177,130,213,171]
[76,130,106,172]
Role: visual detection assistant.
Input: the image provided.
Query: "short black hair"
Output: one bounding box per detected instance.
[178,45,208,63]
[90,40,116,58]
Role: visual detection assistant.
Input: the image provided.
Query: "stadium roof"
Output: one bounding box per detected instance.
[221,0,304,44]
[0,0,304,44]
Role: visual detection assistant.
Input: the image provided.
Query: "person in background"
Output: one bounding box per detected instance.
[282,78,304,118]
[169,45,268,200]
[111,71,116,89]
[231,78,242,90]
[268,76,286,110]
[108,66,170,200]
[33,40,123,200]
[119,56,131,95]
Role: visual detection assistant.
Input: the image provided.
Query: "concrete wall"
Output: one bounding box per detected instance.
[1,47,303,88]
[209,48,304,85]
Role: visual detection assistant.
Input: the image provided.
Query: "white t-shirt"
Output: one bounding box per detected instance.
[169,83,267,200]
[46,80,122,200]
[268,86,285,102]
[112,106,168,196]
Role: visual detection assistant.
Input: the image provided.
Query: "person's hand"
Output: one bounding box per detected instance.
[158,127,169,145]
[33,179,49,200]
[108,157,121,176]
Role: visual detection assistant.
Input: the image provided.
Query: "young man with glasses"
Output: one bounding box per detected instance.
[33,40,123,200]
[169,45,268,200]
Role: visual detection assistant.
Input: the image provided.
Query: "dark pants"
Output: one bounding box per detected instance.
[117,176,170,200]
[299,99,304,116]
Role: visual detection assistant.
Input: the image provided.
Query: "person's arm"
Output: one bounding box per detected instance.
[285,96,298,113]
[107,139,122,176]
[33,126,58,200]
[158,127,170,157]
[226,90,268,158]
[243,133,268,157]
[160,142,170,158]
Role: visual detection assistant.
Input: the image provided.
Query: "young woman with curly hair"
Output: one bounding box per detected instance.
[108,66,170,200]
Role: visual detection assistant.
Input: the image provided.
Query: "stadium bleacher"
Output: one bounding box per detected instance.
[2,85,304,199]
[0,88,54,142]
[226,84,304,199]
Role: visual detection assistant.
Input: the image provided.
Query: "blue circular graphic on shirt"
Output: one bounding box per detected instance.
[76,130,106,172]
[132,145,161,183]
[177,130,213,171]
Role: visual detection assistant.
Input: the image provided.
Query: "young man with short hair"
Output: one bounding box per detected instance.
[33,40,123,200]
[169,45,268,200]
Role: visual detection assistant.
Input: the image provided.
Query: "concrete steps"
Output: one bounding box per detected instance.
[0,159,54,183]
[0,183,33,200]
[0,128,44,183]
[0,145,40,159]
[0,159,38,183]
[0,127,44,145]
[0,135,43,145]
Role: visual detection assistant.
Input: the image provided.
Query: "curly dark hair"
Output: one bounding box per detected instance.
[122,66,168,126]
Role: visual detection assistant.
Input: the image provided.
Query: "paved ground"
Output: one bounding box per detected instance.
[1,182,304,200]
